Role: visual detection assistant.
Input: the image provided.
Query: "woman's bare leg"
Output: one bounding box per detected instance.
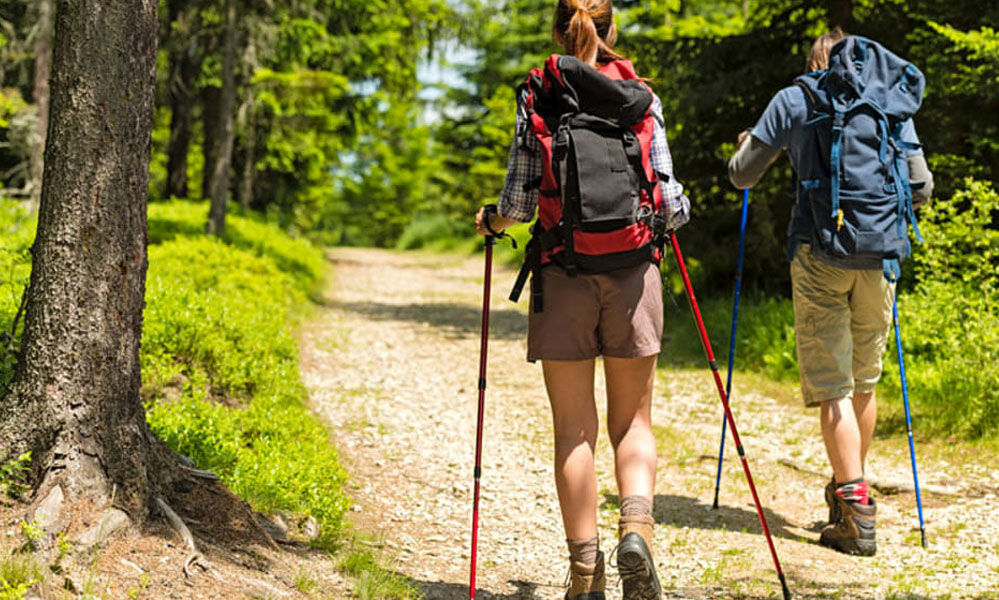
[604,355,658,505]
[543,359,599,540]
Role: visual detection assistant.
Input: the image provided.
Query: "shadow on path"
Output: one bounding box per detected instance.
[328,300,527,340]
[415,577,893,599]
[603,493,802,542]
[416,578,555,599]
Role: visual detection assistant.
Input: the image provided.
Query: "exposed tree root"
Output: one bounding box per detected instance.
[155,496,218,585]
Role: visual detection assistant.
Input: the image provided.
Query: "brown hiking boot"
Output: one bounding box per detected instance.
[824,477,841,525]
[820,495,877,556]
[565,551,606,600]
[617,515,661,600]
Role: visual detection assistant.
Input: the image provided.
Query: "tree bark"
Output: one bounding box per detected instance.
[0,0,172,521]
[165,0,201,200]
[29,0,54,209]
[201,84,221,201]
[206,0,238,235]
[827,0,853,30]
[237,85,256,211]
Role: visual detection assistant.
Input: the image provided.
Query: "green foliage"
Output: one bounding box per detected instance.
[250,67,350,233]
[0,452,30,500]
[913,179,999,293]
[877,179,999,438]
[326,100,445,246]
[0,89,26,128]
[142,238,302,400]
[0,199,34,392]
[663,294,798,382]
[142,231,349,548]
[147,200,325,295]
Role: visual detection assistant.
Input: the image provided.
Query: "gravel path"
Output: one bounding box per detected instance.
[300,247,999,599]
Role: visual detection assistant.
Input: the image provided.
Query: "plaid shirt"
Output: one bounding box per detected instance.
[497,94,691,231]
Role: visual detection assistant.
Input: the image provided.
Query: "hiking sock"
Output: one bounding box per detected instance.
[835,478,871,505]
[620,495,653,518]
[567,535,600,567]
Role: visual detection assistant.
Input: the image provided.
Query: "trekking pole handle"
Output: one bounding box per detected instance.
[482,204,517,249]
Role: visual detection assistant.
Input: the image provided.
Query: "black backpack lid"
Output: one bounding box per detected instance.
[553,55,652,126]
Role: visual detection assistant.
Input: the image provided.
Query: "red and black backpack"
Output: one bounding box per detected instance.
[509,54,667,312]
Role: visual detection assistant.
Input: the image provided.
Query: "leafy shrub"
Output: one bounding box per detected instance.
[142,238,302,400]
[878,179,999,438]
[142,237,349,548]
[147,200,325,294]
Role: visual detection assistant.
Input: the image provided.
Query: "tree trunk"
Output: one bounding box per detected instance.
[237,85,256,211]
[0,0,172,521]
[827,0,853,30]
[165,0,200,200]
[206,0,238,235]
[201,84,221,201]
[742,0,749,20]
[29,0,54,209]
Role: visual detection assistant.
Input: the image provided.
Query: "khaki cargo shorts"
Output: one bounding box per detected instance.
[791,245,895,407]
[527,262,663,362]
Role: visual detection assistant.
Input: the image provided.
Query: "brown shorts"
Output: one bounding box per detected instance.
[527,262,663,362]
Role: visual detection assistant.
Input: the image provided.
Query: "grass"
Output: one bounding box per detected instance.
[0,550,41,600]
[339,538,421,600]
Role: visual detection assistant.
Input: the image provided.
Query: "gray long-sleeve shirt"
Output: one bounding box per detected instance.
[728,83,934,205]
[728,133,934,206]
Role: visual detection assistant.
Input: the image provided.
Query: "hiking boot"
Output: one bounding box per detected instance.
[819,495,877,556]
[617,515,661,600]
[824,477,841,525]
[564,551,606,600]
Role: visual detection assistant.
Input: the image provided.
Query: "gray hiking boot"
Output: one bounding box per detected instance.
[820,495,877,556]
[617,515,661,600]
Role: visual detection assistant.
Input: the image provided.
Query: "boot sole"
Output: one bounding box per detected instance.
[617,533,661,600]
[819,534,876,557]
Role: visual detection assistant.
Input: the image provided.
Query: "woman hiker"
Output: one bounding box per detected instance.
[728,28,933,556]
[474,1,689,598]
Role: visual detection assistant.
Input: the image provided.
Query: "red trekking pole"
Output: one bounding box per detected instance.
[668,233,792,600]
[469,206,513,599]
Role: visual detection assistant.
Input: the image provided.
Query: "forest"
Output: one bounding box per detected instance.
[0,0,997,598]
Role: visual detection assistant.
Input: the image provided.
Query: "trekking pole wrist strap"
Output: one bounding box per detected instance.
[482,204,517,248]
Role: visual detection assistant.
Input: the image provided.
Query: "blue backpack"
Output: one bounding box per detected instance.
[790,36,926,280]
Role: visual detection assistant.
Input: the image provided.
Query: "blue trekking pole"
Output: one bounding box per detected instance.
[712,187,750,510]
[892,292,927,548]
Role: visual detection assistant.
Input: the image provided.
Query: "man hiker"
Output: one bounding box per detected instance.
[727,28,934,556]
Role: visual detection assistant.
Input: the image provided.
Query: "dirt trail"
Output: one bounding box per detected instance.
[300,247,999,599]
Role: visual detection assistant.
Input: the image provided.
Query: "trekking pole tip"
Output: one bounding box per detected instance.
[920,527,927,549]
[780,574,792,600]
